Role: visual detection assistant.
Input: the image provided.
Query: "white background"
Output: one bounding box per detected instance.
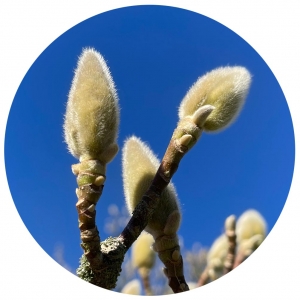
[1,1,299,299]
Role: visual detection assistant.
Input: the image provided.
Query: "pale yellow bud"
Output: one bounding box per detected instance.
[120,279,141,295]
[207,234,228,265]
[239,234,264,256]
[132,231,156,276]
[64,48,119,163]
[122,136,181,239]
[178,66,251,131]
[236,209,267,244]
[205,234,229,281]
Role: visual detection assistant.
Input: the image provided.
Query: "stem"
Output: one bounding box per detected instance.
[120,106,214,293]
[198,267,210,287]
[73,160,106,271]
[74,160,127,289]
[233,234,264,269]
[223,215,237,274]
[139,269,153,296]
[119,137,191,293]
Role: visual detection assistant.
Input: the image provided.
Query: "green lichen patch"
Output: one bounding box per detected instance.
[77,237,127,290]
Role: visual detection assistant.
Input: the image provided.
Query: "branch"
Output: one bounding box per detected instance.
[73,160,127,289]
[233,234,264,269]
[223,215,237,274]
[140,270,153,296]
[120,105,215,293]
[66,56,252,292]
[198,267,210,287]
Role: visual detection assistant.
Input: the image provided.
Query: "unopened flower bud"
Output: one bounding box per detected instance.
[178,66,251,131]
[236,209,267,244]
[121,279,141,295]
[122,136,181,239]
[207,234,228,265]
[64,48,119,163]
[132,231,156,273]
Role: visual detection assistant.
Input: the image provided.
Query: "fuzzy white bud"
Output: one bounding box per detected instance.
[120,279,141,295]
[64,48,119,163]
[236,209,267,244]
[207,234,228,265]
[122,136,181,239]
[179,66,251,131]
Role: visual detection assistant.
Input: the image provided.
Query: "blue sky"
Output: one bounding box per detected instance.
[4,4,294,286]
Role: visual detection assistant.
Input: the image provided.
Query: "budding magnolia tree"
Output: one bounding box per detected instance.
[63,47,252,293]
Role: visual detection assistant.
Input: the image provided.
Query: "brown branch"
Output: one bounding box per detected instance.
[159,245,189,293]
[118,137,191,293]
[139,269,153,296]
[223,215,237,274]
[72,160,106,270]
[119,137,188,248]
[233,251,246,269]
[233,234,264,269]
[198,267,210,287]
[76,184,103,269]
[119,106,214,293]
[73,160,127,289]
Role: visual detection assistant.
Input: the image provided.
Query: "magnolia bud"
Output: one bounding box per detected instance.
[120,279,141,295]
[122,136,181,239]
[239,234,264,256]
[64,48,119,163]
[186,282,198,290]
[132,231,156,277]
[236,209,267,244]
[207,234,228,265]
[178,66,251,131]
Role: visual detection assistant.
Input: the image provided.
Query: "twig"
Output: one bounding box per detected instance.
[72,160,105,271]
[233,234,264,269]
[140,270,153,296]
[223,215,237,274]
[198,267,210,287]
[120,105,214,293]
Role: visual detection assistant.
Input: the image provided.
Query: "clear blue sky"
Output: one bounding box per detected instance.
[5,5,294,277]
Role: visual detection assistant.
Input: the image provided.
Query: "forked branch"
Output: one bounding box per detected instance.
[75,105,214,292]
[63,48,252,293]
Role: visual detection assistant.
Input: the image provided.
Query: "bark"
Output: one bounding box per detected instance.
[198,267,210,287]
[233,251,246,269]
[119,118,204,293]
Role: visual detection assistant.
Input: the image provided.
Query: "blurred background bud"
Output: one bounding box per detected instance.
[235,209,267,260]
[132,231,156,276]
[206,234,228,280]
[120,279,142,295]
[207,234,228,267]
[236,209,267,244]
